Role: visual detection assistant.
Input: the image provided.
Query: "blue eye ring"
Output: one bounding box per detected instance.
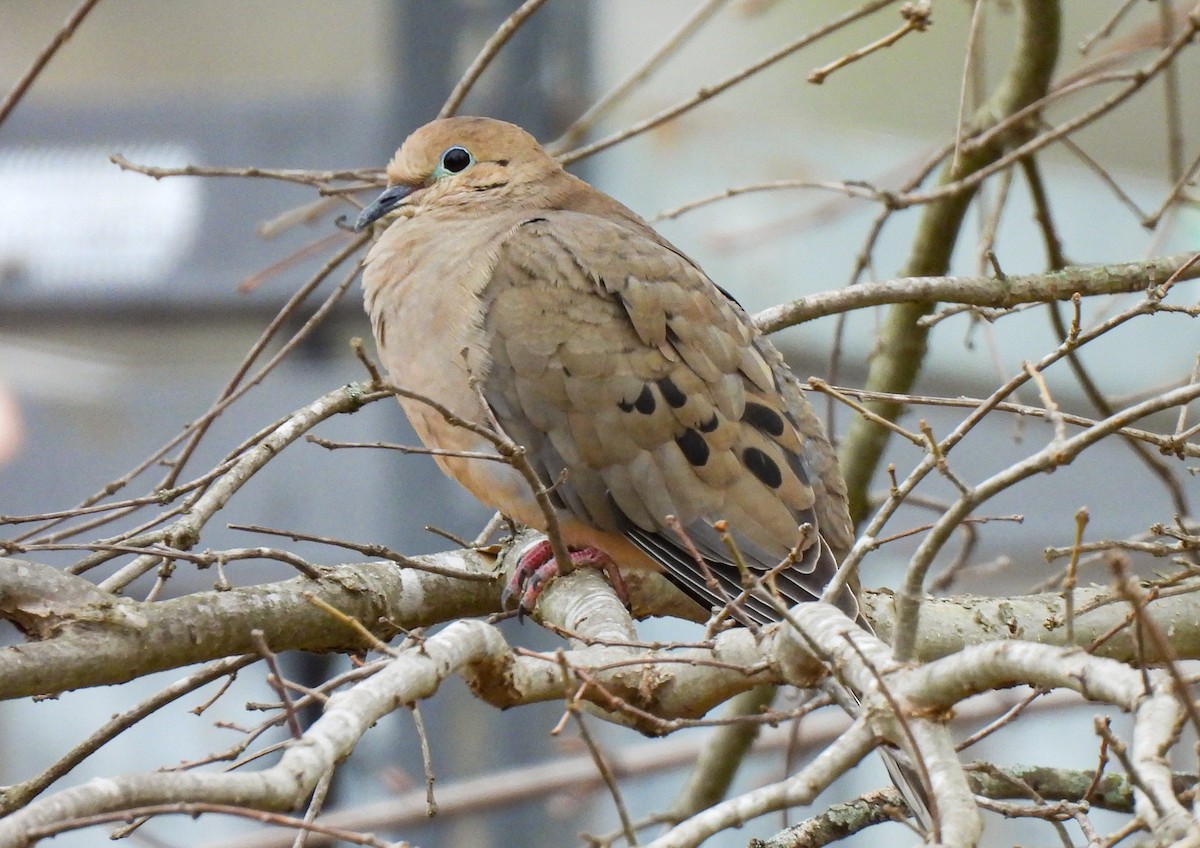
[439,146,473,175]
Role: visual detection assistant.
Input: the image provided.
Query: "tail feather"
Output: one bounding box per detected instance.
[880,746,936,835]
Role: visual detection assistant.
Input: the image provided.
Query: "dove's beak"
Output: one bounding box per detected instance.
[355,184,416,231]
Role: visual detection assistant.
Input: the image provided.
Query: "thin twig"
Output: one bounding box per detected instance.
[558,0,897,166]
[1063,509,1089,645]
[108,155,379,187]
[438,0,552,119]
[951,0,987,172]
[228,522,494,583]
[808,1,932,85]
[549,0,731,154]
[292,771,334,848]
[0,0,103,129]
[1079,0,1140,54]
[556,653,639,846]
[251,630,303,739]
[411,705,438,816]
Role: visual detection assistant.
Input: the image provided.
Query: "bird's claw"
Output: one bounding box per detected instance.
[502,540,626,619]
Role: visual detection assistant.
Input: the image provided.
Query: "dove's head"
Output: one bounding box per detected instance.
[356,117,561,230]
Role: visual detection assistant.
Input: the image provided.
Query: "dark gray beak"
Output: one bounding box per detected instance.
[355,184,416,231]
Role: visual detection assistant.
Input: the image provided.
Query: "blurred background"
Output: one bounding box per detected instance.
[1,2,1197,846]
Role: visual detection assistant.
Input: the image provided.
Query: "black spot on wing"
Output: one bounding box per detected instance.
[620,384,657,415]
[742,447,782,488]
[743,401,785,437]
[657,376,687,408]
[698,413,720,433]
[675,428,710,467]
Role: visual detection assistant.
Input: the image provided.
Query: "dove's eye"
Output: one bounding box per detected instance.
[439,146,473,175]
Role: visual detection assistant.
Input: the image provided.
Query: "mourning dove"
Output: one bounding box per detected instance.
[356,116,856,626]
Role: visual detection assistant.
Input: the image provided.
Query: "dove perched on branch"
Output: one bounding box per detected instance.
[356,116,856,626]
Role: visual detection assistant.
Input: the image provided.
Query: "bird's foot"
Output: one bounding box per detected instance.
[502,540,627,618]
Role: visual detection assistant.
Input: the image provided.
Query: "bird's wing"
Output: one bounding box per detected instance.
[479,209,854,624]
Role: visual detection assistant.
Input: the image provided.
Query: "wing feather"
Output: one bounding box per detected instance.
[481,211,855,624]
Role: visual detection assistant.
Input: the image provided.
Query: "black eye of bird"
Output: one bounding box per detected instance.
[441,146,472,173]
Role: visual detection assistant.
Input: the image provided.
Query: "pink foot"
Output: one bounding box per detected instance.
[502,540,627,617]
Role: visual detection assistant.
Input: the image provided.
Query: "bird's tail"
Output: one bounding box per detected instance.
[880,743,936,836]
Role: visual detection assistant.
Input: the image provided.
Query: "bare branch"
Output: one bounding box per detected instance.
[0,0,103,129]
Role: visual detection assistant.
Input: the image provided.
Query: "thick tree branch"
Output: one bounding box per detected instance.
[7,549,1200,703]
[754,251,1200,331]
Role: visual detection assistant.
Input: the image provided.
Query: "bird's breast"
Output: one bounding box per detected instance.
[362,217,499,417]
[361,213,539,516]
